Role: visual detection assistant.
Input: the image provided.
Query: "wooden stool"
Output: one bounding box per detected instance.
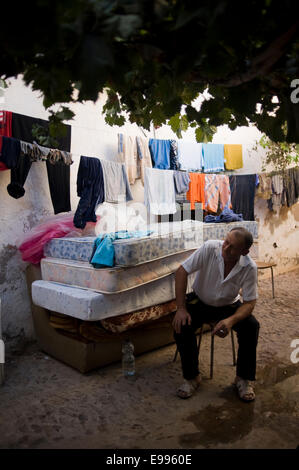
[256,261,276,298]
[173,324,237,379]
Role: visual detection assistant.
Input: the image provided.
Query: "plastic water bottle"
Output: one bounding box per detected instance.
[122,339,135,377]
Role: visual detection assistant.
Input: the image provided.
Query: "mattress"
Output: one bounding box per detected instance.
[202,221,258,241]
[41,249,196,293]
[43,220,204,266]
[32,272,196,321]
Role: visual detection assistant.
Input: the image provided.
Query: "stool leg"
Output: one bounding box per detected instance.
[210,332,214,379]
[271,266,275,298]
[231,330,236,366]
[197,326,204,356]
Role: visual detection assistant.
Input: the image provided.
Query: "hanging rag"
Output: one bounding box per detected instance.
[20,139,73,165]
[204,206,243,223]
[177,140,202,171]
[0,136,21,168]
[11,112,72,213]
[0,110,12,171]
[284,167,299,207]
[202,143,225,172]
[204,174,231,213]
[229,174,256,221]
[169,140,180,170]
[173,171,191,194]
[148,138,171,169]
[136,136,153,185]
[186,172,205,210]
[255,173,272,199]
[73,156,105,229]
[0,136,32,198]
[100,158,133,203]
[117,133,138,185]
[224,144,243,170]
[267,173,285,210]
[144,167,176,215]
[90,230,153,268]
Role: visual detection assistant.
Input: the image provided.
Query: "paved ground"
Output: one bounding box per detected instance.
[0,268,298,449]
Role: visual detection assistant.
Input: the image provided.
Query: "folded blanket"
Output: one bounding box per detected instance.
[204,207,243,223]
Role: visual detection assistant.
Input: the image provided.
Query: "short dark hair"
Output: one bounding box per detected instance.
[229,227,253,249]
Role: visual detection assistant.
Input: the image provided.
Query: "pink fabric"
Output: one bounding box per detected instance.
[17,213,99,264]
[0,110,12,171]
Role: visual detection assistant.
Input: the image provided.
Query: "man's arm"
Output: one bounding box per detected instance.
[212,300,256,337]
[172,265,192,334]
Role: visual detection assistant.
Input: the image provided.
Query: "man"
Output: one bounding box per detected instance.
[173,227,259,402]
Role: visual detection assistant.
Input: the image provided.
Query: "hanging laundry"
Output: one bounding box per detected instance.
[177,140,202,171]
[202,143,225,172]
[0,110,12,171]
[20,140,73,165]
[11,112,72,213]
[148,138,171,169]
[90,230,153,268]
[46,160,71,214]
[12,112,72,151]
[284,167,299,207]
[0,136,32,198]
[204,174,231,213]
[117,133,138,185]
[100,159,133,203]
[204,207,243,223]
[186,172,205,210]
[144,167,176,215]
[229,174,256,221]
[73,156,105,229]
[255,173,272,199]
[173,171,191,195]
[0,136,21,168]
[169,140,180,170]
[136,136,153,185]
[224,144,243,170]
[267,173,286,210]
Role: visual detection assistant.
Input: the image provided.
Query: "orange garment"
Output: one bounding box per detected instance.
[204,174,232,213]
[186,172,205,210]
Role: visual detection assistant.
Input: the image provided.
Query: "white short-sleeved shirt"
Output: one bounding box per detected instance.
[182,240,258,307]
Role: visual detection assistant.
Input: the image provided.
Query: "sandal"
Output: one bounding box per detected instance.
[234,376,255,402]
[176,376,201,399]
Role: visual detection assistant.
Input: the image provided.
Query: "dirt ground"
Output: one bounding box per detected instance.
[0,268,298,450]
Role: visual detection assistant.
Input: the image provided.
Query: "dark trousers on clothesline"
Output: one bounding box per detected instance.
[174,293,260,381]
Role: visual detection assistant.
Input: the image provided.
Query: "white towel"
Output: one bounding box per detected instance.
[144,167,176,215]
[177,140,202,171]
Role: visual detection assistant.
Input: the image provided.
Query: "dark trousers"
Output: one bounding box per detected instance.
[174,293,260,381]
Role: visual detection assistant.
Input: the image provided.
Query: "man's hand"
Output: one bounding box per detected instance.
[172,307,192,334]
[212,318,233,338]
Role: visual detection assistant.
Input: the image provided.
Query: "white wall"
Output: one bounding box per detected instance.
[0,76,298,343]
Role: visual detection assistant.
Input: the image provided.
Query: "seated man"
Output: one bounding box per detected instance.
[173,227,259,402]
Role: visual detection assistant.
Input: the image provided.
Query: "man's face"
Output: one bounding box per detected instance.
[222,232,249,263]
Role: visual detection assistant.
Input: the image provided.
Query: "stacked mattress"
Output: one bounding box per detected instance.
[32,219,258,329]
[32,220,204,326]
[43,219,204,266]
